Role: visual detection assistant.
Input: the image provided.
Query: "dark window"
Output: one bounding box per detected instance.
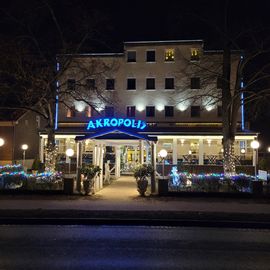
[146,78,155,90]
[127,78,136,90]
[146,106,155,117]
[67,79,75,90]
[127,51,136,62]
[191,77,200,89]
[165,78,174,89]
[217,77,223,89]
[217,106,222,117]
[146,51,155,62]
[105,106,114,117]
[106,79,115,90]
[165,106,174,117]
[127,106,136,117]
[191,106,200,117]
[86,79,95,90]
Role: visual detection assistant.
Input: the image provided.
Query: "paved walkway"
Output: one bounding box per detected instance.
[0,176,269,215]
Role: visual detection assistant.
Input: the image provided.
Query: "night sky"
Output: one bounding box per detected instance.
[1,0,270,147]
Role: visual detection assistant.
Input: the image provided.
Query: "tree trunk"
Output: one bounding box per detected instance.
[223,137,236,176]
[45,126,56,172]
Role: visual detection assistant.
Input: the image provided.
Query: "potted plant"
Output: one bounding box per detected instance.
[81,164,101,195]
[31,158,42,175]
[133,163,154,196]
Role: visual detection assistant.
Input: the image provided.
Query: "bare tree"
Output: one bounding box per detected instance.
[0,1,117,171]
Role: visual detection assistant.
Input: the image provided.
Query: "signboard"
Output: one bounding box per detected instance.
[87,118,147,130]
[258,170,268,180]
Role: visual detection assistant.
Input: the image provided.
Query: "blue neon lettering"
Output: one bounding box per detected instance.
[86,118,146,130]
[110,118,118,127]
[96,119,103,128]
[118,118,124,126]
[140,122,146,130]
[124,119,131,127]
[87,120,96,130]
[103,118,110,127]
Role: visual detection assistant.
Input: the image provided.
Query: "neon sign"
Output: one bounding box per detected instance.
[87,118,147,130]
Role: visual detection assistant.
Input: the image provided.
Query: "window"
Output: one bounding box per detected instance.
[146,50,155,62]
[127,106,136,117]
[217,105,222,117]
[127,51,136,62]
[86,79,95,90]
[191,48,200,61]
[67,79,75,90]
[146,106,155,117]
[165,49,175,62]
[127,78,136,90]
[106,79,115,90]
[146,78,155,90]
[165,78,174,89]
[85,106,92,118]
[191,77,200,89]
[67,106,76,118]
[191,106,200,117]
[165,106,174,117]
[105,106,114,117]
[217,77,223,89]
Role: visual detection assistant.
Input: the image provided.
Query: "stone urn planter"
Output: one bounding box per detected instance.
[134,163,154,196]
[81,165,101,195]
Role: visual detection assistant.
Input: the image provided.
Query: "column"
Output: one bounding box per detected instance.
[199,139,204,165]
[151,141,157,194]
[76,141,82,192]
[172,138,178,165]
[99,144,104,190]
[115,145,121,179]
[39,137,44,163]
[139,140,144,164]
[95,144,101,191]
[92,142,97,165]
[65,138,70,163]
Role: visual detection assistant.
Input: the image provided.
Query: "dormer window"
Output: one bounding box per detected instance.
[165,49,175,62]
[191,48,200,61]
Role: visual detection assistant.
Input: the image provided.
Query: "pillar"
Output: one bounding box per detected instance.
[99,144,104,190]
[139,140,144,164]
[172,138,178,165]
[151,141,157,194]
[115,145,121,178]
[76,141,82,192]
[65,138,70,163]
[199,139,204,165]
[95,143,101,191]
[92,143,97,165]
[39,137,44,163]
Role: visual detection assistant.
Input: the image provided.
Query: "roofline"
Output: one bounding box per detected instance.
[56,53,123,58]
[124,39,204,46]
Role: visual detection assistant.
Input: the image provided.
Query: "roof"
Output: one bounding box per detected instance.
[124,40,204,46]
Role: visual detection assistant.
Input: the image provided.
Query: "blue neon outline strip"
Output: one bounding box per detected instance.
[54,80,59,130]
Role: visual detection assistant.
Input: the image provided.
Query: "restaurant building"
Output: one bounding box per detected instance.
[39,40,257,191]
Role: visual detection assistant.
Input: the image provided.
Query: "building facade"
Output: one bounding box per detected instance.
[39,40,256,191]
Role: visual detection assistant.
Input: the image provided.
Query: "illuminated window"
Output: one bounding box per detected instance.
[165,78,174,89]
[85,106,92,118]
[191,77,200,89]
[191,48,200,61]
[146,78,155,90]
[165,106,174,117]
[127,78,136,90]
[105,106,114,117]
[127,106,136,117]
[127,51,136,62]
[191,106,200,117]
[67,79,75,90]
[146,106,155,117]
[67,106,76,118]
[165,49,175,62]
[86,79,95,90]
[146,50,155,62]
[106,79,115,90]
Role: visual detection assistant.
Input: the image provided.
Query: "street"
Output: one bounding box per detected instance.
[0,225,269,269]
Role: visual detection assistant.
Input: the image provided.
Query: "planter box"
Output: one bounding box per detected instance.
[158,177,169,196]
[63,177,74,195]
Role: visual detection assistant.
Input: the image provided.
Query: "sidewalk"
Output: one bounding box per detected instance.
[0,176,269,227]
